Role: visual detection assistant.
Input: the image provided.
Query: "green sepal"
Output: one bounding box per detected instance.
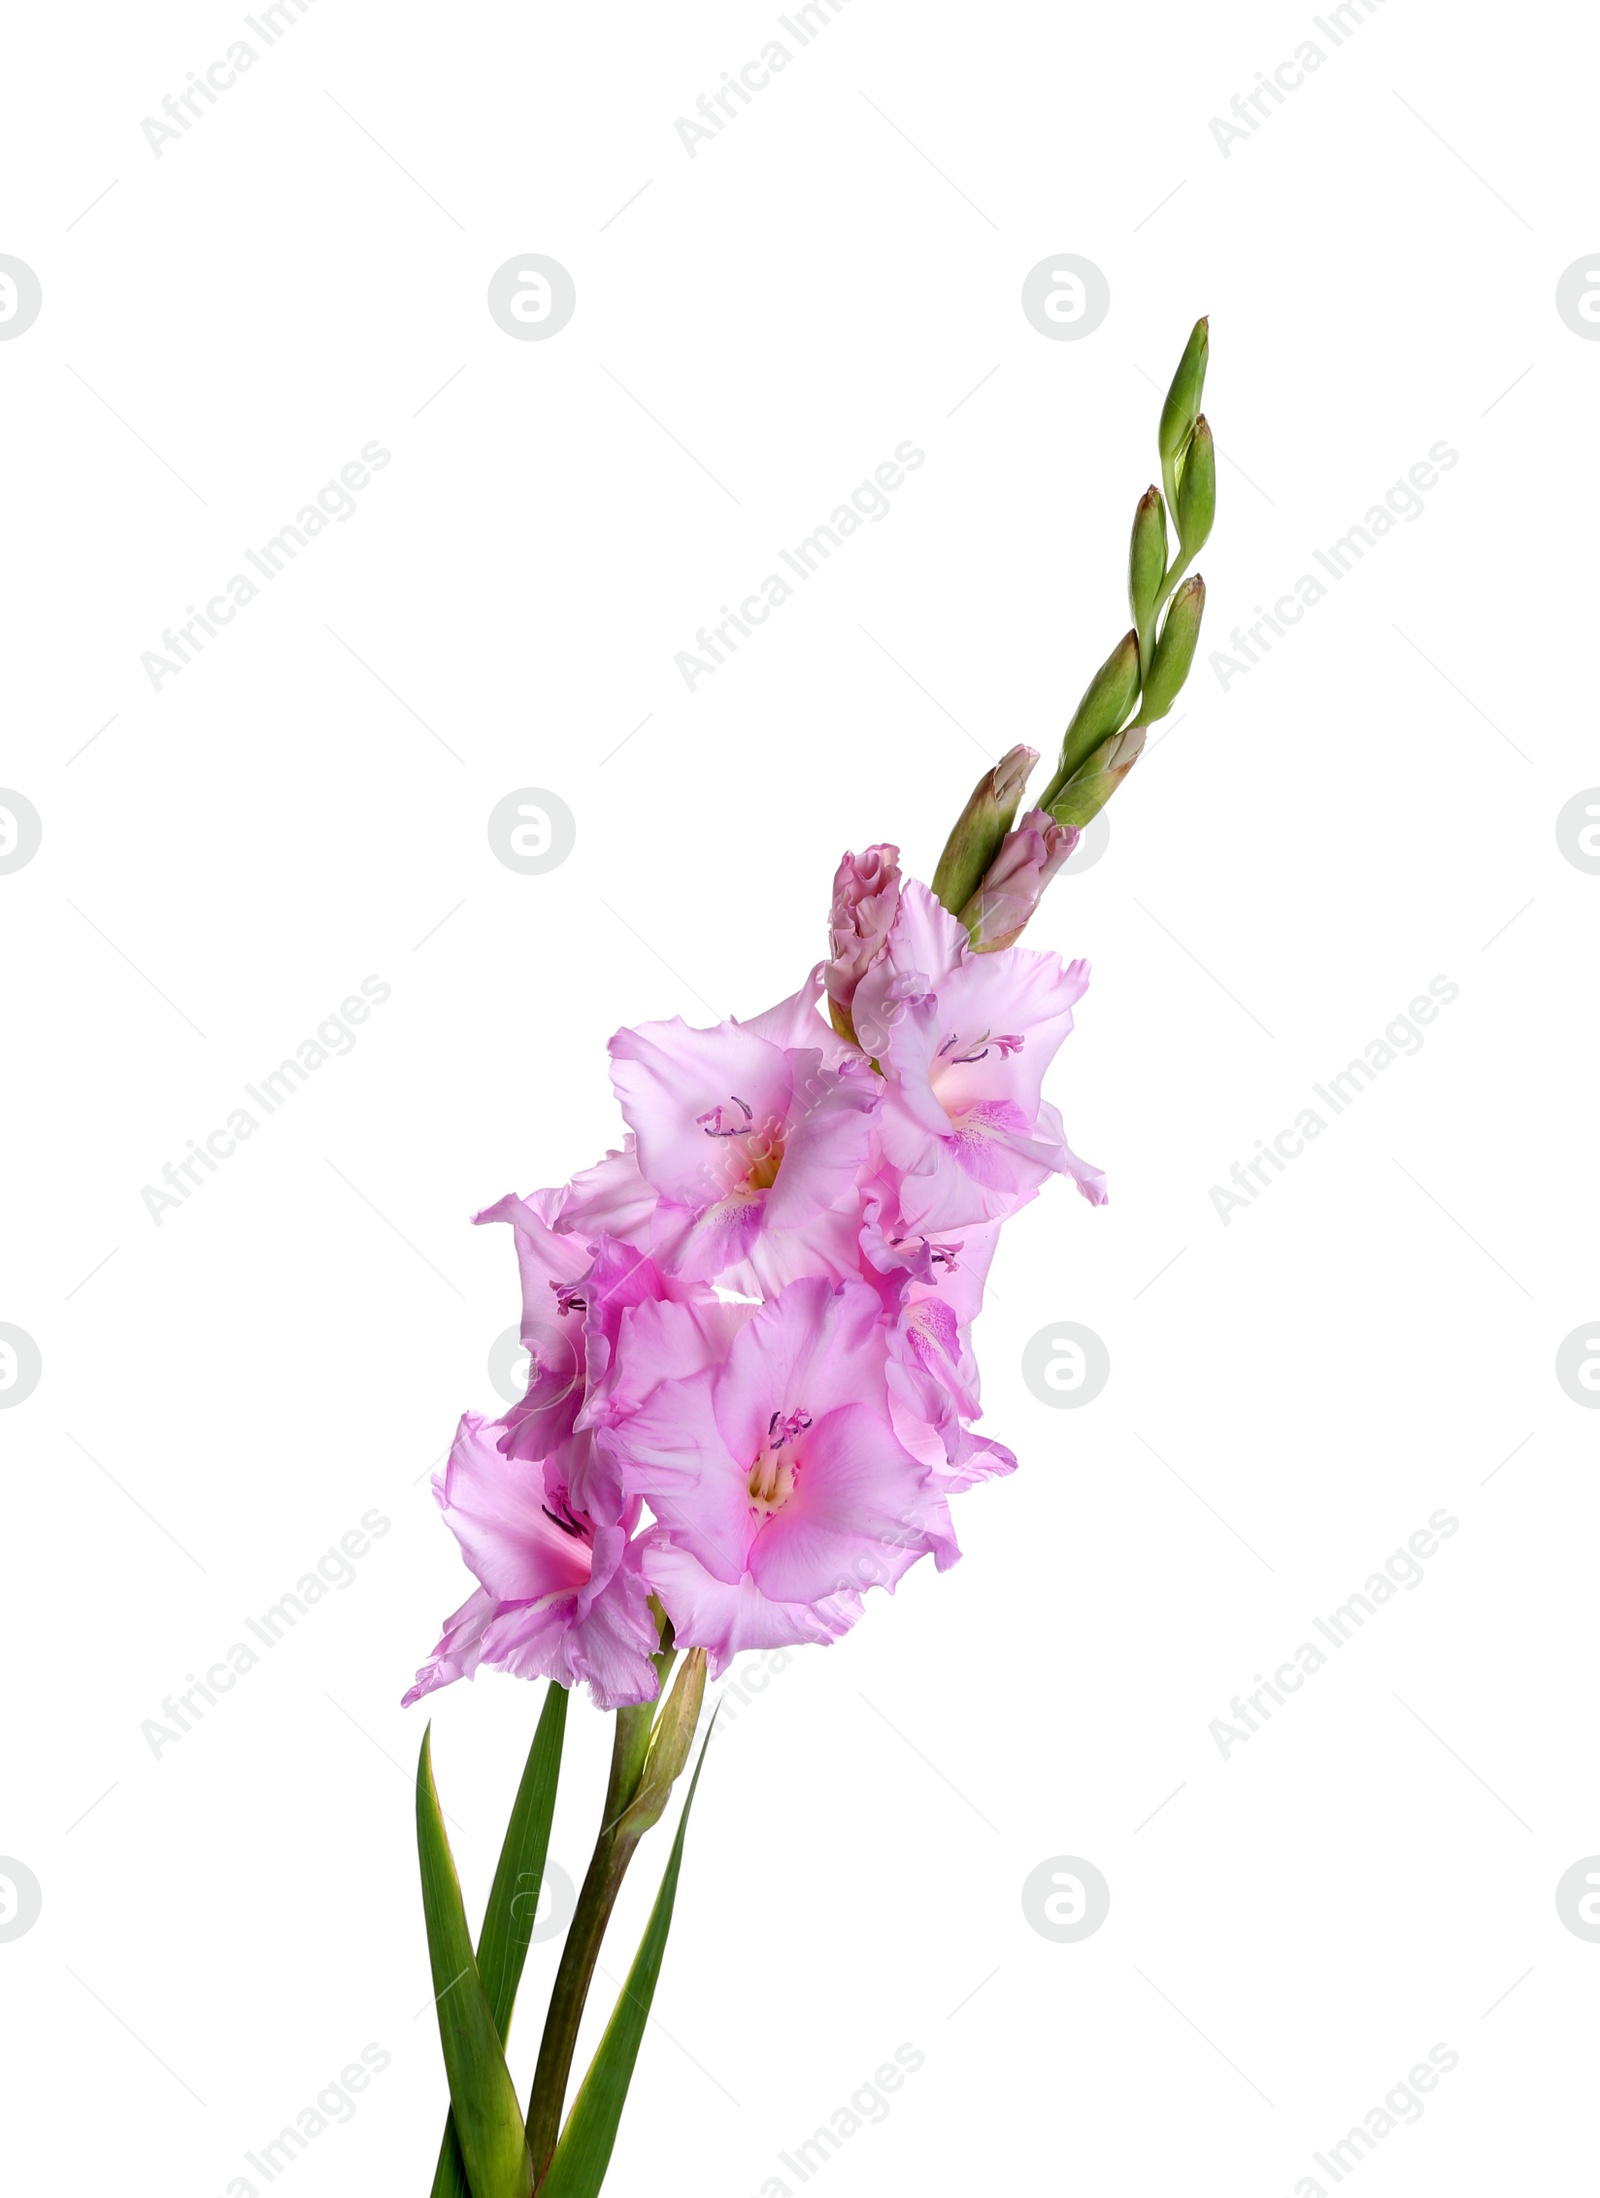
[1128,487,1167,674]
[1040,630,1140,810]
[1046,722,1146,830]
[929,745,1036,916]
[1137,575,1205,724]
[613,1650,707,1843]
[1175,416,1215,560]
[1158,315,1210,513]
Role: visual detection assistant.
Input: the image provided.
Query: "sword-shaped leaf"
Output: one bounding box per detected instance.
[416,1724,533,2198]
[430,1684,569,2198]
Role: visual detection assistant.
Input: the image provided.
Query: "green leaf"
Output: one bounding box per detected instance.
[416,1724,533,2198]
[479,1683,570,2037]
[431,1686,569,2198]
[537,1722,717,2198]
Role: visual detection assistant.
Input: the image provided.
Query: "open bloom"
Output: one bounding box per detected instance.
[607,1006,879,1288]
[403,1413,661,1709]
[605,1277,943,1673]
[472,1191,592,1466]
[851,882,1105,1232]
[858,1189,1016,1489]
[408,859,1106,1706]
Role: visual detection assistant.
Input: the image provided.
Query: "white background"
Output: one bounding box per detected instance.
[3,2,1596,2193]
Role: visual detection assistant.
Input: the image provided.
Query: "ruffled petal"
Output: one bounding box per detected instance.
[643,1536,861,1678]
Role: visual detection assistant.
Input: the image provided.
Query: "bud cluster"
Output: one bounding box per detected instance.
[932,317,1214,950]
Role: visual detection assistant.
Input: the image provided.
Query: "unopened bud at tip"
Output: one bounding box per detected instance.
[1158,317,1210,467]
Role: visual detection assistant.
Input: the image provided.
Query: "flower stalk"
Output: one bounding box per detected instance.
[939,313,1215,939]
[406,304,1219,2198]
[525,1641,703,2186]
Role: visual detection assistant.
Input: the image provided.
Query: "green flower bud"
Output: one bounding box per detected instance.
[1128,486,1167,670]
[1041,629,1140,807]
[930,743,1036,916]
[1137,575,1205,723]
[615,1649,707,1841]
[1158,316,1209,471]
[1175,415,1215,559]
[1046,722,1147,830]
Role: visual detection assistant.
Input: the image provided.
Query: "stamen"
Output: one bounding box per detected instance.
[541,1500,587,1540]
[550,1281,588,1316]
[697,1094,755,1138]
[939,1029,1026,1066]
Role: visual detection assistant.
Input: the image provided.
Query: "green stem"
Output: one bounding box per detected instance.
[1135,613,1156,690]
[526,1817,640,2185]
[524,1664,672,2187]
[1147,543,1193,636]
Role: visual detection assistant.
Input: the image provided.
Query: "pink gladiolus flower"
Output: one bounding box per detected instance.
[852,882,1105,1232]
[398,316,1211,2198]
[553,1140,660,1249]
[471,1191,592,1466]
[605,1276,944,1674]
[739,967,856,1059]
[608,1013,880,1287]
[858,1192,1016,1488]
[403,1413,661,1710]
[410,868,1104,1705]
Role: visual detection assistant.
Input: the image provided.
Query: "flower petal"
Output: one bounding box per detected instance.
[642,1537,861,1678]
[611,1017,792,1207]
[747,1401,934,1607]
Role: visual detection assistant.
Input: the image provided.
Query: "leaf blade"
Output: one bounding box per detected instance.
[416,1724,533,2198]
[430,1684,569,2198]
[480,1681,570,2038]
[537,1722,716,2198]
